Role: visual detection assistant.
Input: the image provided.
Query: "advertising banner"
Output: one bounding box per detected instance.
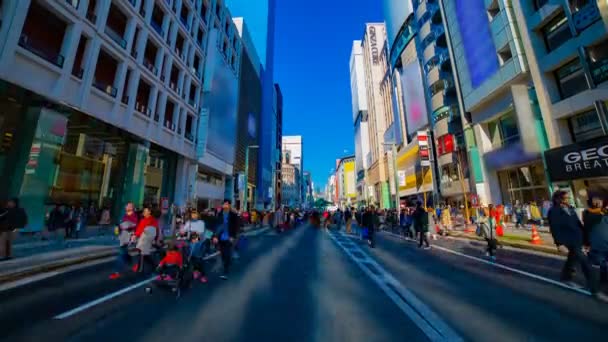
[201,29,238,165]
[455,0,499,88]
[402,62,429,136]
[544,136,608,182]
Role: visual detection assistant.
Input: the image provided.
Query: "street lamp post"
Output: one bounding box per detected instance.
[383,142,400,211]
[243,145,259,212]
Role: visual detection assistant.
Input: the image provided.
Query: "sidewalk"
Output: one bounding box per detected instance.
[445,221,557,254]
[0,224,270,284]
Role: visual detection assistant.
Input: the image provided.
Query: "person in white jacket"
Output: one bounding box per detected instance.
[182,211,208,282]
[182,211,206,239]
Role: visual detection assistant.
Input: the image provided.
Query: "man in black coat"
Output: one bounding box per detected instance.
[0,198,28,260]
[547,190,592,290]
[412,201,430,249]
[214,200,242,279]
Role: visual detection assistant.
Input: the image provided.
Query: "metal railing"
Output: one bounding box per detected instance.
[18,34,65,68]
[105,26,126,49]
[93,79,117,98]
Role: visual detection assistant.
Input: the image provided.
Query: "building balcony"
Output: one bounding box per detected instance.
[18,34,65,68]
[72,67,84,79]
[185,132,194,141]
[180,16,189,30]
[92,79,117,98]
[143,59,158,75]
[86,11,97,24]
[572,1,601,32]
[419,20,432,42]
[164,120,176,131]
[105,26,126,49]
[64,0,80,10]
[431,89,453,112]
[150,20,164,37]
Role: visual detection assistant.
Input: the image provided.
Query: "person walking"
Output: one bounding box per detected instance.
[514,200,524,229]
[362,206,378,248]
[183,210,208,283]
[485,204,498,260]
[132,207,160,273]
[547,190,593,290]
[413,201,430,249]
[109,202,139,279]
[583,197,605,248]
[586,201,608,302]
[0,198,28,260]
[345,207,353,234]
[214,200,240,280]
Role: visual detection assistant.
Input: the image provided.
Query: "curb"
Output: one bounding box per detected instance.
[0,248,116,284]
[0,225,274,285]
[446,232,559,255]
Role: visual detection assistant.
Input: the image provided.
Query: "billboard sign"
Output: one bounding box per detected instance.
[418,131,431,167]
[201,29,239,165]
[455,0,499,88]
[401,61,429,137]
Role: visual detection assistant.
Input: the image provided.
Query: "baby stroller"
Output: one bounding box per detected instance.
[148,240,192,298]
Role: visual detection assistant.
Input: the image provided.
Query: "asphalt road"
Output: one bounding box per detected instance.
[1,225,607,342]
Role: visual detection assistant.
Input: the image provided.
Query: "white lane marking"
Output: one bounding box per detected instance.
[54,236,267,320]
[381,231,592,296]
[54,276,157,319]
[53,251,222,319]
[327,231,463,342]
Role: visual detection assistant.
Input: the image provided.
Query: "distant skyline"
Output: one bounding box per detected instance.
[274,0,383,188]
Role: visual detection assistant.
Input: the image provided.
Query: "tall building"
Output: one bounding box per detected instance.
[441,0,551,206]
[274,83,283,208]
[336,155,357,208]
[350,40,371,205]
[232,17,262,211]
[511,1,608,207]
[282,135,303,204]
[280,149,299,207]
[0,0,240,231]
[226,0,277,208]
[361,23,392,208]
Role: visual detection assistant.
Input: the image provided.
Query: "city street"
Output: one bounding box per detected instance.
[1,225,607,342]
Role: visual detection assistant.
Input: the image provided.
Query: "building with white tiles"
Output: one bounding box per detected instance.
[0,0,241,230]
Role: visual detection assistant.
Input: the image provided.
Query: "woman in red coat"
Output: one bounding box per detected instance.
[132,207,160,272]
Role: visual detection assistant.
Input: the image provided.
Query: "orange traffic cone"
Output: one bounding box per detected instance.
[530,225,542,245]
[464,224,476,233]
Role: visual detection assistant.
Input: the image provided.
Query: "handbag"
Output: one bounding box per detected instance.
[496,224,504,237]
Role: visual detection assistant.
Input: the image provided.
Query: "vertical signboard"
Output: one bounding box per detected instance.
[418,131,431,167]
[401,61,429,136]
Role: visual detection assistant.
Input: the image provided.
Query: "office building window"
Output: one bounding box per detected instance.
[534,0,549,10]
[498,44,513,65]
[488,112,520,148]
[569,0,601,32]
[554,58,588,99]
[541,12,572,52]
[487,0,500,20]
[586,39,608,86]
[568,109,605,142]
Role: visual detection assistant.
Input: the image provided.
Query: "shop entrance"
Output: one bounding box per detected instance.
[497,163,549,205]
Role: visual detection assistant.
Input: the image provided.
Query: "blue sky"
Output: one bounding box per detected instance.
[274,0,384,190]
